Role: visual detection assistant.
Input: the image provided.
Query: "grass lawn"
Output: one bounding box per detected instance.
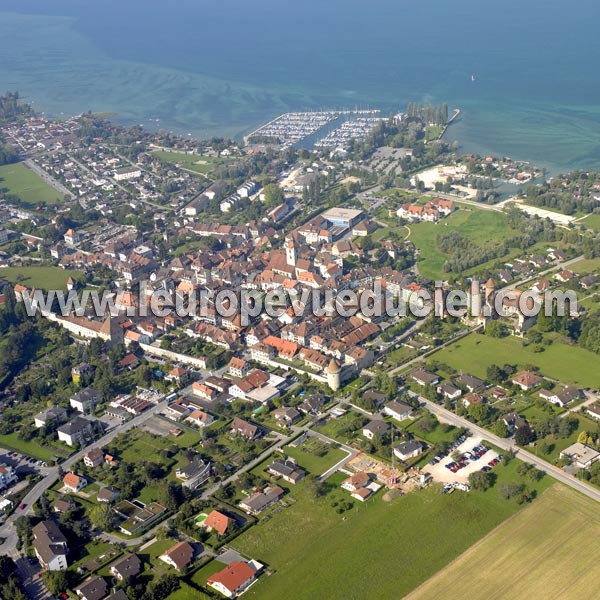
[152,151,225,176]
[231,458,551,600]
[0,433,58,461]
[0,266,83,290]
[434,332,600,389]
[572,256,600,275]
[407,418,459,446]
[405,485,599,600]
[168,581,211,600]
[578,213,600,231]
[283,440,346,477]
[407,208,513,280]
[0,162,63,206]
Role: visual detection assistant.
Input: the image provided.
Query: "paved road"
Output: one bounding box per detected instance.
[0,400,167,557]
[24,158,74,200]
[409,391,600,504]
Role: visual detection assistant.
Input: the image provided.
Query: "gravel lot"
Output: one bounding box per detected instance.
[422,436,499,484]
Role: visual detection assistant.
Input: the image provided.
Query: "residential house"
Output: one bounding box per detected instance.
[208,561,258,599]
[436,381,462,401]
[502,412,530,435]
[70,388,100,414]
[511,370,543,391]
[393,440,425,461]
[586,401,600,420]
[176,456,211,490]
[204,509,233,537]
[341,472,370,492]
[97,486,120,503]
[0,464,18,490]
[109,554,141,582]
[228,357,249,378]
[539,386,582,408]
[272,407,301,426]
[84,448,105,468]
[560,442,600,468]
[57,416,96,447]
[383,400,413,421]
[34,406,68,429]
[267,460,305,484]
[410,368,440,387]
[32,520,68,571]
[231,417,261,440]
[76,576,108,600]
[362,420,390,440]
[186,409,214,428]
[239,486,284,515]
[159,541,195,571]
[63,472,87,493]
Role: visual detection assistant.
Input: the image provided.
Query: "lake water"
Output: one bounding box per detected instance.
[2,0,600,172]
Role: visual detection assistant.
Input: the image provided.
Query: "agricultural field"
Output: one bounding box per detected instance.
[0,162,63,206]
[435,332,600,390]
[0,266,83,289]
[405,485,599,600]
[152,151,225,176]
[230,459,551,600]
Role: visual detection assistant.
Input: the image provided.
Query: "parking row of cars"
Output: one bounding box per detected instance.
[444,444,490,473]
[6,451,47,468]
[427,434,468,466]
[481,455,502,473]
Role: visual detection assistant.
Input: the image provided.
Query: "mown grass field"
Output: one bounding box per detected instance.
[434,332,600,389]
[229,459,551,600]
[0,266,82,289]
[572,256,600,275]
[405,485,599,600]
[407,208,513,280]
[152,151,225,175]
[0,162,62,206]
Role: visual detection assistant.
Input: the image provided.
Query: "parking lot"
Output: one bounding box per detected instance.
[422,436,500,484]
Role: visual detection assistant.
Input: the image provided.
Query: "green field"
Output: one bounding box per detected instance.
[434,332,600,389]
[572,257,600,275]
[0,432,58,461]
[152,151,225,176]
[0,162,63,206]
[0,266,83,290]
[230,459,551,599]
[578,213,600,231]
[406,485,599,600]
[407,208,513,280]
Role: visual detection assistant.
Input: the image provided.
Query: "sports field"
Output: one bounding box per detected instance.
[406,485,600,600]
[0,162,62,206]
[152,150,224,175]
[434,332,600,389]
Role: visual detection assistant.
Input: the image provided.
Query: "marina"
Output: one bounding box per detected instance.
[245,110,383,150]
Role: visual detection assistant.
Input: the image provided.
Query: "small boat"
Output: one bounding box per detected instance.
[471,74,476,82]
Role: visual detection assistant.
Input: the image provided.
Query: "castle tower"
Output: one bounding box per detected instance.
[326,358,341,392]
[485,278,495,303]
[285,239,297,267]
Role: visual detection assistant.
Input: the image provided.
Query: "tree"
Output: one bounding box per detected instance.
[486,364,506,385]
[493,419,509,438]
[498,482,524,500]
[44,571,70,596]
[0,556,16,585]
[262,184,284,208]
[514,424,535,446]
[468,471,495,491]
[89,503,115,532]
[485,321,507,338]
